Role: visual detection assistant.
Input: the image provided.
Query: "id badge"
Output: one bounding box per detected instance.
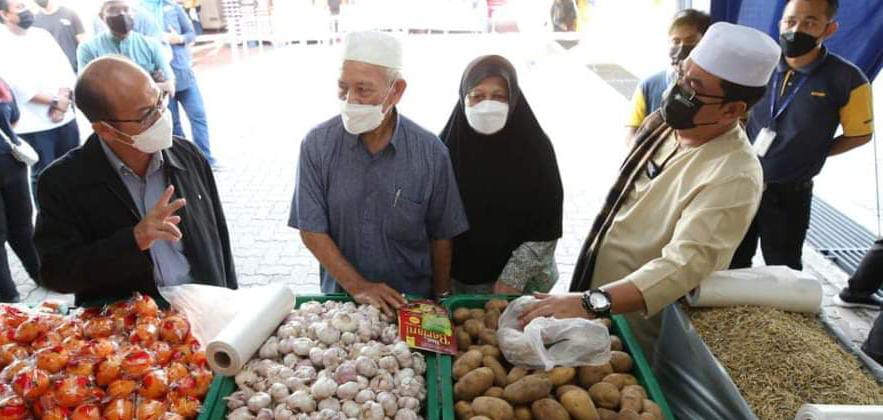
[753,128,776,157]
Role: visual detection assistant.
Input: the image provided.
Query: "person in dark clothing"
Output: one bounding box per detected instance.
[34,57,236,305]
[440,55,564,295]
[834,240,883,364]
[0,78,39,302]
[33,0,86,72]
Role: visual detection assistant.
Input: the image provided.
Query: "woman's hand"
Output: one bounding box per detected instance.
[517,292,592,327]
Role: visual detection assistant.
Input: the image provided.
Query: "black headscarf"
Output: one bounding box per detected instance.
[440,55,563,286]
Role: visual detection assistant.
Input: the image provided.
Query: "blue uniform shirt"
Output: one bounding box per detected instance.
[289,112,469,297]
[747,47,874,183]
[77,30,173,81]
[161,1,197,92]
[627,69,676,127]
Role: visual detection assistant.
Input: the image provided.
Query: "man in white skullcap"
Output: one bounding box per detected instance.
[289,31,468,315]
[520,22,781,354]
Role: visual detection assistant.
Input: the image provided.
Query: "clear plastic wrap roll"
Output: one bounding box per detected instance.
[206,284,295,376]
[795,404,883,419]
[686,266,823,313]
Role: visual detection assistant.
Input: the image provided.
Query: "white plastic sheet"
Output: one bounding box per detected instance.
[686,266,823,313]
[200,284,295,376]
[795,404,883,419]
[497,296,611,371]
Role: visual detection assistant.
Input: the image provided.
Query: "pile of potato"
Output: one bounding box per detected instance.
[451,300,663,420]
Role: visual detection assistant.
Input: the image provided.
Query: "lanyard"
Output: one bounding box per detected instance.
[770,70,809,122]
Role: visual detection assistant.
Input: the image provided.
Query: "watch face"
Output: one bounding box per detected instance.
[589,292,611,311]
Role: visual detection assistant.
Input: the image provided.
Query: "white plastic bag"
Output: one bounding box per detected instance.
[497,296,611,371]
[159,284,246,348]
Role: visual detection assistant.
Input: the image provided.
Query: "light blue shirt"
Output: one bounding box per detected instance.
[289,112,469,297]
[77,31,173,81]
[99,139,191,286]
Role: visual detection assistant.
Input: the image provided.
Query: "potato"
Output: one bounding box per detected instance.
[483,356,508,387]
[455,401,474,420]
[479,345,502,359]
[588,382,620,410]
[547,367,576,387]
[454,350,484,380]
[464,319,484,338]
[616,409,640,420]
[642,400,662,419]
[609,351,633,374]
[530,398,570,420]
[478,329,499,346]
[485,387,505,398]
[471,417,493,420]
[639,414,657,420]
[484,309,502,330]
[485,299,509,312]
[472,397,515,420]
[515,406,533,420]
[503,375,553,405]
[597,409,617,420]
[619,385,644,412]
[470,309,486,320]
[559,388,600,420]
[601,374,637,390]
[556,385,585,400]
[453,308,472,325]
[455,367,496,401]
[610,335,623,352]
[507,367,529,385]
[578,364,614,388]
[456,327,473,351]
[622,385,647,401]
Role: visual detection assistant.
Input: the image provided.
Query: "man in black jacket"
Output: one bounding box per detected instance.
[34,56,236,305]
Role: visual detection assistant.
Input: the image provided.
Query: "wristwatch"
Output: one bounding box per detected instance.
[581,289,612,318]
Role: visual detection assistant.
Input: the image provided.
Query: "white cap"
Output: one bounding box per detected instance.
[689,22,781,87]
[342,31,403,70]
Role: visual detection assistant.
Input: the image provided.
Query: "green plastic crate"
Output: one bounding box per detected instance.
[440,294,675,420]
[204,293,444,420]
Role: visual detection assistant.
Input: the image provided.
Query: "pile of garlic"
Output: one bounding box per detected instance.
[226,301,428,420]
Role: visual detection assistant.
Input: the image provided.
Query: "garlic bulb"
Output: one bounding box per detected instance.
[269,382,290,403]
[411,353,426,375]
[316,323,341,345]
[293,338,314,356]
[336,381,360,401]
[380,325,398,345]
[322,348,346,370]
[260,337,281,359]
[393,369,415,387]
[377,356,398,372]
[225,390,249,410]
[284,377,308,393]
[341,332,357,345]
[355,389,375,404]
[318,398,341,412]
[376,392,398,417]
[286,390,316,413]
[309,347,325,368]
[331,313,359,333]
[394,408,419,420]
[274,404,294,420]
[293,366,317,382]
[256,408,274,420]
[229,407,256,420]
[335,362,359,384]
[355,356,378,378]
[283,353,300,369]
[360,401,385,420]
[341,400,361,418]
[236,370,260,389]
[369,372,394,393]
[310,377,338,400]
[247,392,272,412]
[397,397,420,412]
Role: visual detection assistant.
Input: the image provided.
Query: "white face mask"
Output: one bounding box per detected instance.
[106,109,174,154]
[339,87,394,135]
[465,100,509,135]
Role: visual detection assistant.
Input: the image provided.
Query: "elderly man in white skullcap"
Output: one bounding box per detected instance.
[289,31,468,315]
[521,22,781,354]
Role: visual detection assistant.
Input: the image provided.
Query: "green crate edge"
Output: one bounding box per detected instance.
[440,294,675,420]
[204,293,444,420]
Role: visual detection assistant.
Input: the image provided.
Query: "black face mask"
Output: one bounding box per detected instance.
[35,0,49,8]
[660,84,729,130]
[779,31,820,58]
[16,10,34,29]
[105,14,134,35]
[668,43,696,66]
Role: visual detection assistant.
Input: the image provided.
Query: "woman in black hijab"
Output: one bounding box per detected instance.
[440,55,563,294]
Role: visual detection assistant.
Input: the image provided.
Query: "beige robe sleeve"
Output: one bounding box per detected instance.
[624,174,763,315]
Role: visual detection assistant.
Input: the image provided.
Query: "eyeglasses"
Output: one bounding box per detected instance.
[103,91,168,130]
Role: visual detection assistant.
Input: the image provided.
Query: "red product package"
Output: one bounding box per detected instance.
[397,300,456,355]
